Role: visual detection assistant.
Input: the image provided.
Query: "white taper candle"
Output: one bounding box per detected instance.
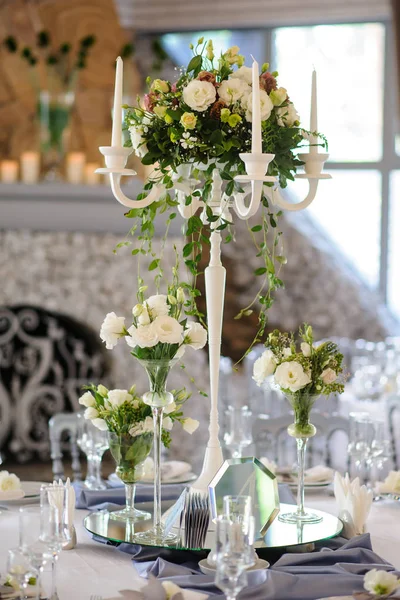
[310,69,318,154]
[251,59,262,154]
[111,56,123,147]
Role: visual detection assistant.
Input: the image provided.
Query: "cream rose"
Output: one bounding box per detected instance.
[129,126,148,158]
[275,102,299,127]
[218,78,250,105]
[92,418,108,431]
[180,112,197,130]
[79,391,96,408]
[244,89,273,122]
[230,66,253,85]
[152,315,183,345]
[144,294,169,318]
[182,80,216,112]
[269,87,288,106]
[364,569,400,596]
[126,323,159,348]
[100,312,126,350]
[320,368,337,385]
[184,322,207,350]
[274,361,311,392]
[0,471,21,492]
[182,417,200,434]
[252,349,277,386]
[107,389,133,407]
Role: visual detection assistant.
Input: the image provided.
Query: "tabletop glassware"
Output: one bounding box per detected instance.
[6,548,37,600]
[214,515,249,600]
[19,506,52,600]
[223,406,253,458]
[77,411,109,490]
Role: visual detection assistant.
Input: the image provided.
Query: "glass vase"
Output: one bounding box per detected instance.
[278,393,322,524]
[38,89,75,181]
[134,358,178,544]
[108,432,153,522]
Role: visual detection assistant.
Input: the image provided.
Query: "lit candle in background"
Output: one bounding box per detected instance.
[310,69,318,154]
[66,152,85,184]
[20,152,40,184]
[251,58,262,154]
[111,56,123,147]
[85,163,101,185]
[1,160,18,183]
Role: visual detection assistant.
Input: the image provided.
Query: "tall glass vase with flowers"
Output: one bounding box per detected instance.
[99,283,207,543]
[253,324,345,524]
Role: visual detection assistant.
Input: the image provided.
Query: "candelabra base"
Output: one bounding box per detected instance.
[191,444,224,493]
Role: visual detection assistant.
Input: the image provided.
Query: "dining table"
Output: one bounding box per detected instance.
[0,492,399,600]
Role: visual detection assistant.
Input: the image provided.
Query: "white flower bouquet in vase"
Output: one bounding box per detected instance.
[253,324,345,524]
[99,283,207,543]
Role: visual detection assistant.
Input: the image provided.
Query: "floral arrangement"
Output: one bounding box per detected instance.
[253,324,344,436]
[120,38,327,354]
[79,384,199,448]
[363,569,400,598]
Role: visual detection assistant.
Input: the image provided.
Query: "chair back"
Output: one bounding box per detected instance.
[48,412,81,482]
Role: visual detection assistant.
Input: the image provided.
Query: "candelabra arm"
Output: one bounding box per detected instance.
[110,173,164,209]
[233,180,263,220]
[269,179,319,212]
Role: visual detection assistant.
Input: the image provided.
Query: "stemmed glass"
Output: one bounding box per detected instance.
[19,506,52,600]
[77,411,109,490]
[223,406,253,458]
[7,549,37,600]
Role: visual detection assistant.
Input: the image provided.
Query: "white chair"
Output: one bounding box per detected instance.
[48,413,82,482]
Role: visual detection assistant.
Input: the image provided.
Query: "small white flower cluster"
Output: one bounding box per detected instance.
[79,387,139,431]
[364,569,400,597]
[180,132,197,149]
[0,470,21,492]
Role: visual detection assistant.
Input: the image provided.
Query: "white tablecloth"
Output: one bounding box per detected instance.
[0,495,399,600]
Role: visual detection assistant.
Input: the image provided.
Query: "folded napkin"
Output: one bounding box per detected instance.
[304,465,334,483]
[130,534,399,600]
[334,473,373,539]
[375,471,400,495]
[75,483,184,510]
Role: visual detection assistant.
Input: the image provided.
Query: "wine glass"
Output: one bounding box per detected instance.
[76,411,109,490]
[214,515,249,600]
[7,548,37,600]
[19,506,52,600]
[223,406,253,458]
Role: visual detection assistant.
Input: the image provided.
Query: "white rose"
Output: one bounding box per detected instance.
[108,389,133,407]
[364,569,400,596]
[163,416,173,431]
[126,323,159,349]
[275,102,299,127]
[320,368,337,385]
[230,66,253,85]
[182,417,199,434]
[0,471,21,492]
[129,126,148,158]
[78,391,96,408]
[218,78,250,105]
[84,407,99,420]
[145,294,169,318]
[301,342,311,357]
[100,312,126,350]
[252,349,277,386]
[162,581,182,600]
[164,401,176,414]
[182,80,216,112]
[152,315,183,345]
[184,322,207,350]
[138,306,151,325]
[274,361,312,393]
[244,89,273,122]
[92,418,108,431]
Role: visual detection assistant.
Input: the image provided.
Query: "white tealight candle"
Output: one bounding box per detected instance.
[251,59,262,155]
[66,152,85,184]
[84,163,101,185]
[111,56,123,147]
[1,160,18,183]
[310,69,318,154]
[20,152,40,184]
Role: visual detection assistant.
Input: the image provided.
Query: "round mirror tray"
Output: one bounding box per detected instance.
[84,501,343,554]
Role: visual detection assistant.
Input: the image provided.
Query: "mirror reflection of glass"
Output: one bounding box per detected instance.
[223,406,253,458]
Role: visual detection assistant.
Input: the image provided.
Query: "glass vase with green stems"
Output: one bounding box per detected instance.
[278,391,322,525]
[108,431,153,522]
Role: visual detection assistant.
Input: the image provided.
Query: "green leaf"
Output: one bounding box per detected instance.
[148,259,160,271]
[254,267,267,276]
[187,55,202,73]
[251,225,262,232]
[183,242,193,257]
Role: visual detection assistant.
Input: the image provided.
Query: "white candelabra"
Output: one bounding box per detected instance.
[97,58,331,493]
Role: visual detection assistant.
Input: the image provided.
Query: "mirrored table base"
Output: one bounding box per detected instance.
[84,501,343,553]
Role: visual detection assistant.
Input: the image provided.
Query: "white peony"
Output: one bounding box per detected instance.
[252,349,277,386]
[320,368,337,385]
[164,401,176,415]
[301,342,311,357]
[161,581,183,600]
[182,80,216,112]
[243,89,273,122]
[78,391,96,408]
[138,306,151,325]
[145,294,169,318]
[275,102,299,127]
[182,417,199,434]
[364,569,400,596]
[0,471,21,492]
[84,407,99,420]
[100,312,126,350]
[129,126,148,158]
[92,418,108,431]
[274,361,311,392]
[184,322,207,350]
[163,416,174,431]
[108,389,133,407]
[218,78,250,105]
[152,315,183,345]
[230,66,253,85]
[126,323,159,349]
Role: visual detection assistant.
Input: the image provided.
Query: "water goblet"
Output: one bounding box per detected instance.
[77,411,109,490]
[214,515,249,600]
[19,506,52,600]
[7,548,37,600]
[223,406,253,458]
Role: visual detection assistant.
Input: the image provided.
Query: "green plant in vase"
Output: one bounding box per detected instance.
[253,324,345,524]
[79,383,195,522]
